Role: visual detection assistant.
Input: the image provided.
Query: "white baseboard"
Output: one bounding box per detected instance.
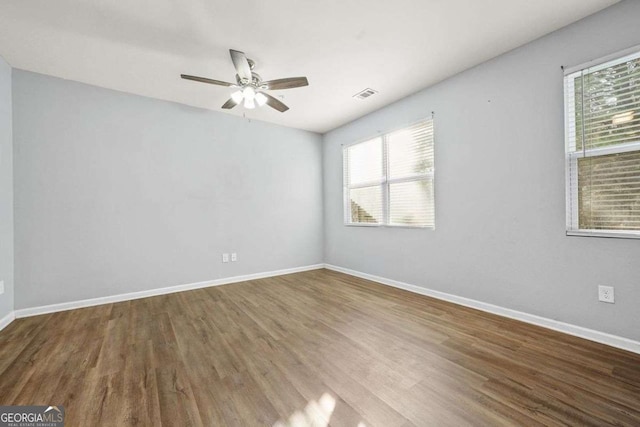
[0,311,15,331]
[324,264,640,355]
[14,264,324,319]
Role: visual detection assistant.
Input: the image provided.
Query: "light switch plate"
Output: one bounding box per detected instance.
[222,253,229,263]
[231,253,237,262]
[0,280,4,295]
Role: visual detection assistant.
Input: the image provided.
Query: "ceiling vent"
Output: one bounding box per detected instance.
[353,88,378,100]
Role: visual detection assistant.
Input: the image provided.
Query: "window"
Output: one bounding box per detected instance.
[343,118,434,228]
[565,48,640,238]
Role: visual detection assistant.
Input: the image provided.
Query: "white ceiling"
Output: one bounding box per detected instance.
[0,0,619,133]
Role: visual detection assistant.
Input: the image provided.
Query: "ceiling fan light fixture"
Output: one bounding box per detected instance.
[244,97,256,109]
[230,90,243,103]
[255,92,268,107]
[242,86,256,101]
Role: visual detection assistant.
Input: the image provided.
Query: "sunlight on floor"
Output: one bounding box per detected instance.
[273,393,340,427]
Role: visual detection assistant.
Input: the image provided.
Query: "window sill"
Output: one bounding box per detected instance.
[344,223,434,230]
[566,230,640,240]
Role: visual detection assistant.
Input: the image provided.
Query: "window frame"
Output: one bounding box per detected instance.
[564,45,640,239]
[342,117,435,229]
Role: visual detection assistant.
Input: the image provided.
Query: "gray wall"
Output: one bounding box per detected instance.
[13,71,323,309]
[323,0,640,341]
[0,56,13,320]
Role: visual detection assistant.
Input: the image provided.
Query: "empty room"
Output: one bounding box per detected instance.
[1,0,640,425]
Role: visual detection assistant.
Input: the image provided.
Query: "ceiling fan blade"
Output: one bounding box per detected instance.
[221,98,239,109]
[181,74,234,87]
[261,92,289,112]
[229,49,252,82]
[262,77,309,90]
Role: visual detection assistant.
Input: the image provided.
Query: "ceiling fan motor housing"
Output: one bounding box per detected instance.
[235,71,262,87]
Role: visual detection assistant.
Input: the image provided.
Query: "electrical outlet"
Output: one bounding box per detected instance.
[0,280,4,295]
[598,285,614,303]
[222,253,229,263]
[231,253,237,262]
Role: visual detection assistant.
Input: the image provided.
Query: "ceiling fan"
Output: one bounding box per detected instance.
[181,49,309,112]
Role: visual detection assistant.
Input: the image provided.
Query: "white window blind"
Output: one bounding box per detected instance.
[343,118,434,228]
[565,48,640,238]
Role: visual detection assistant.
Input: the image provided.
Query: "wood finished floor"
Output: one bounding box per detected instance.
[1,269,639,426]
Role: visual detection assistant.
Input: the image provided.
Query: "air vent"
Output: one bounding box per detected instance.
[353,88,378,100]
